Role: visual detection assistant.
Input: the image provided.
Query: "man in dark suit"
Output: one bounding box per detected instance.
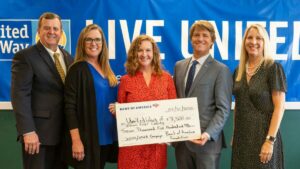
[11,12,73,169]
[173,20,232,169]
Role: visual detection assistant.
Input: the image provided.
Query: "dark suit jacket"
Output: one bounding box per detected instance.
[11,41,73,145]
[174,55,232,153]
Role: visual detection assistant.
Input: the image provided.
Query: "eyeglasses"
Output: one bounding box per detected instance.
[85,37,102,44]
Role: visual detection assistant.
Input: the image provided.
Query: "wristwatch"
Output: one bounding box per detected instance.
[266,135,276,142]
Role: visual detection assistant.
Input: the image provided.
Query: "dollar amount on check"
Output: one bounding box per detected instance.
[116,97,201,147]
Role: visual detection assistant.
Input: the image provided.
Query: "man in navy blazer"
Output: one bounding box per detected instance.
[173,20,232,169]
[11,12,73,169]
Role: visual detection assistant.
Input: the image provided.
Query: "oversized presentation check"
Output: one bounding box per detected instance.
[116,97,201,147]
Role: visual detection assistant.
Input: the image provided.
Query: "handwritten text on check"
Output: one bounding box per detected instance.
[116,98,201,147]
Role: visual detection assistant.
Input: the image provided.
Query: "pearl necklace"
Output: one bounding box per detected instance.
[246,59,263,77]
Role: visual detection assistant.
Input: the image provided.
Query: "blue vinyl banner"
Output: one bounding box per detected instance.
[0,0,299,109]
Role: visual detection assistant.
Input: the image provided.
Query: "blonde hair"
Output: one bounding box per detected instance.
[235,24,274,81]
[125,34,163,76]
[74,24,117,86]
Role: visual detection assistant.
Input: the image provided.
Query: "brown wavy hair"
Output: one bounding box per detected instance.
[125,35,162,76]
[74,24,117,86]
[190,20,216,47]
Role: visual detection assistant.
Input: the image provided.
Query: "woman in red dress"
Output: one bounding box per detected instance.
[116,35,177,169]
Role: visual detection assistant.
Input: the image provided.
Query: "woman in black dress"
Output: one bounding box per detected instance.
[231,24,287,169]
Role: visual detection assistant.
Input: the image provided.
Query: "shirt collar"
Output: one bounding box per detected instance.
[191,53,209,65]
[40,41,61,57]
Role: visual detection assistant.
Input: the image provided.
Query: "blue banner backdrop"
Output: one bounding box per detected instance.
[0,0,299,109]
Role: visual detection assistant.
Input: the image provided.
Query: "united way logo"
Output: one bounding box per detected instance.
[0,19,71,60]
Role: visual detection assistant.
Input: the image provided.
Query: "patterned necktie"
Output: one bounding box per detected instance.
[53,52,65,83]
[185,60,198,96]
